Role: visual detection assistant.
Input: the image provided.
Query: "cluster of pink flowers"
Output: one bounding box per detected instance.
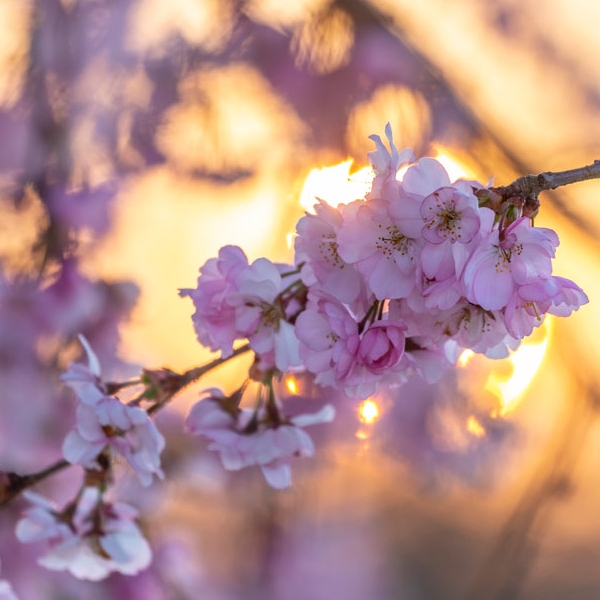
[179,246,304,372]
[13,124,588,587]
[15,488,151,580]
[185,389,334,489]
[61,335,165,487]
[175,124,587,493]
[182,124,588,399]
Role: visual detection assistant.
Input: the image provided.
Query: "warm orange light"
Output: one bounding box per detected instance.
[358,399,380,425]
[298,160,372,211]
[285,376,298,395]
[432,146,475,182]
[487,317,552,417]
[466,415,486,438]
[458,348,476,368]
[298,146,473,213]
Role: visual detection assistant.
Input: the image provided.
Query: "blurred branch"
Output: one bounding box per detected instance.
[462,383,600,600]
[0,459,70,508]
[145,343,251,416]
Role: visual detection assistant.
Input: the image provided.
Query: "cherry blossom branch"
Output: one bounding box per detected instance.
[487,160,600,218]
[145,342,251,416]
[495,160,600,198]
[0,343,252,508]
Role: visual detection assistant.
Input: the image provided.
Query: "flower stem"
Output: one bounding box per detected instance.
[146,343,251,415]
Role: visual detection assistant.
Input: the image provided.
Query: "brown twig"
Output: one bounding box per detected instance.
[146,343,251,416]
[0,459,70,508]
[493,160,600,199]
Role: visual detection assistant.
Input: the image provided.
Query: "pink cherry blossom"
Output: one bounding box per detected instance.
[336,199,421,300]
[546,275,589,317]
[61,337,165,485]
[62,396,165,487]
[420,186,481,245]
[367,122,414,202]
[356,320,407,374]
[179,245,250,358]
[294,199,367,307]
[462,217,559,311]
[443,301,518,359]
[60,334,108,406]
[402,156,451,198]
[185,389,334,489]
[504,276,588,338]
[15,489,151,581]
[295,294,408,398]
[228,257,302,371]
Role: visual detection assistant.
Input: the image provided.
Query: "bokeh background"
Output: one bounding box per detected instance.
[1,1,600,598]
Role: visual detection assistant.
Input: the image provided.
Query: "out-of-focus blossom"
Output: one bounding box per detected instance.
[60,334,107,406]
[61,336,164,486]
[185,389,334,489]
[15,488,151,581]
[46,182,117,236]
[0,562,19,600]
[62,396,165,487]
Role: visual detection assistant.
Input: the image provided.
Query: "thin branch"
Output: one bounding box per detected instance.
[146,343,252,416]
[493,160,600,200]
[180,343,251,386]
[0,459,70,508]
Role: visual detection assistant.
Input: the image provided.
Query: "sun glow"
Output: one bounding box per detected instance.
[466,415,486,438]
[486,317,553,417]
[298,145,473,213]
[299,159,372,211]
[285,376,299,395]
[458,348,476,368]
[432,147,476,182]
[358,399,380,425]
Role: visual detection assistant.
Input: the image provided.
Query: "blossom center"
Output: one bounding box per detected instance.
[376,224,412,258]
[318,234,344,269]
[495,238,523,273]
[259,303,283,331]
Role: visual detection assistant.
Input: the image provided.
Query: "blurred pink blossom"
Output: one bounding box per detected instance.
[185,389,334,489]
[15,488,151,581]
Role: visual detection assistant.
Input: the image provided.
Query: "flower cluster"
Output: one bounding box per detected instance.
[185,388,334,489]
[179,246,304,373]
[61,335,165,487]
[10,124,589,587]
[15,488,151,580]
[182,124,588,400]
